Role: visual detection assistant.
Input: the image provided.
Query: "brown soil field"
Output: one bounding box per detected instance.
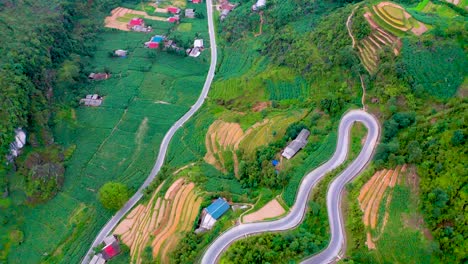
[113,179,201,263]
[204,120,244,172]
[252,101,271,112]
[243,198,286,223]
[152,183,194,256]
[359,166,405,249]
[104,7,166,31]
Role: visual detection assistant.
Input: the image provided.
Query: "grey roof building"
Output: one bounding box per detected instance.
[80,94,103,106]
[185,8,195,18]
[282,129,310,159]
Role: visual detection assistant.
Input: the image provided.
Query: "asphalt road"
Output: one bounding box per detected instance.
[201,110,379,264]
[80,0,217,262]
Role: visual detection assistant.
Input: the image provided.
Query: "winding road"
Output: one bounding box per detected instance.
[81,0,217,262]
[201,110,379,264]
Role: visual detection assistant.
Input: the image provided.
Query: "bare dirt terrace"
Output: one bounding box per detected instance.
[242,198,286,223]
[105,7,167,31]
[113,178,202,263]
[358,165,406,249]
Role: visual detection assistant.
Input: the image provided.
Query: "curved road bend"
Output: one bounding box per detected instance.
[81,0,217,263]
[201,110,379,264]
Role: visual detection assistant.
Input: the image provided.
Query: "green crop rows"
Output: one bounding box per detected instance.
[9,11,209,263]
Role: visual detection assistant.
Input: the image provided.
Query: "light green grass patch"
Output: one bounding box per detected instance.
[177,23,192,32]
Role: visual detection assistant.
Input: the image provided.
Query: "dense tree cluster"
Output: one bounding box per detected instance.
[98,182,130,211]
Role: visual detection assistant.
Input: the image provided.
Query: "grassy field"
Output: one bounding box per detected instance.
[8,5,209,263]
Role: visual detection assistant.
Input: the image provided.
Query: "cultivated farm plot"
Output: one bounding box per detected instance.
[114,178,202,263]
[105,7,167,31]
[243,198,286,223]
[358,165,406,249]
[10,13,209,263]
[370,2,428,36]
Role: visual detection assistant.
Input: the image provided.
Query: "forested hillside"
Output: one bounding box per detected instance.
[0,0,120,260]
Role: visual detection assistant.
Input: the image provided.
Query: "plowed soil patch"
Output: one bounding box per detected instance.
[243,198,285,223]
[358,166,404,249]
[112,179,201,263]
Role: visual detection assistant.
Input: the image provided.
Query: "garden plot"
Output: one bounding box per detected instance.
[105,7,167,31]
[243,198,286,223]
[114,178,202,263]
[357,11,401,73]
[358,165,406,249]
[371,2,428,36]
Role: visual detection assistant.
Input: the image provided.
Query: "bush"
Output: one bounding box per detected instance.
[98,182,130,211]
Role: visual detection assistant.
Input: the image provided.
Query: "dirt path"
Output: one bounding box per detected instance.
[346,5,367,110]
[243,198,286,223]
[254,11,264,37]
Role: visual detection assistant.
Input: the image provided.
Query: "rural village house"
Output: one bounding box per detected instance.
[188,39,204,57]
[167,6,181,14]
[281,129,310,159]
[88,72,110,80]
[252,0,266,11]
[80,94,103,107]
[89,235,121,264]
[185,8,195,18]
[145,35,165,49]
[6,128,26,163]
[196,197,230,233]
[114,49,127,57]
[219,0,237,21]
[189,0,203,3]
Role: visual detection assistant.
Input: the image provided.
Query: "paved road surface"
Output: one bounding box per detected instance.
[81,0,217,262]
[201,110,379,264]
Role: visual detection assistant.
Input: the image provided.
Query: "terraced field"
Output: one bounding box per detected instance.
[357,12,400,73]
[370,2,428,36]
[358,165,406,249]
[113,178,202,263]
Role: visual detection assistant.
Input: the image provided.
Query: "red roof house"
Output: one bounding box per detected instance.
[167,16,180,23]
[128,18,144,26]
[101,235,121,260]
[167,7,180,14]
[192,0,202,3]
[147,42,159,49]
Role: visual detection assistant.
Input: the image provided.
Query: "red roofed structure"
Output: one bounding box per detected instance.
[192,0,202,3]
[167,16,179,23]
[128,18,144,26]
[147,42,159,49]
[100,235,121,260]
[167,7,180,14]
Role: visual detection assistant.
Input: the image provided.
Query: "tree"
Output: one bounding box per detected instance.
[451,130,465,146]
[98,182,130,211]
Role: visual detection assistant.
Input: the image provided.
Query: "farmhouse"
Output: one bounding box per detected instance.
[167,6,181,14]
[188,39,204,57]
[252,0,266,11]
[88,73,110,80]
[167,15,180,23]
[130,25,152,32]
[128,17,144,27]
[80,94,103,107]
[219,0,237,20]
[185,8,195,18]
[102,235,121,260]
[145,35,165,49]
[6,128,26,163]
[196,197,230,232]
[114,49,127,57]
[190,0,203,3]
[281,129,310,159]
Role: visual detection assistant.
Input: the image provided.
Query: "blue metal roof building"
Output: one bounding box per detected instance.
[205,198,230,220]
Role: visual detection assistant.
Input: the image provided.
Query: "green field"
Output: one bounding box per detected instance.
[7,6,209,263]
